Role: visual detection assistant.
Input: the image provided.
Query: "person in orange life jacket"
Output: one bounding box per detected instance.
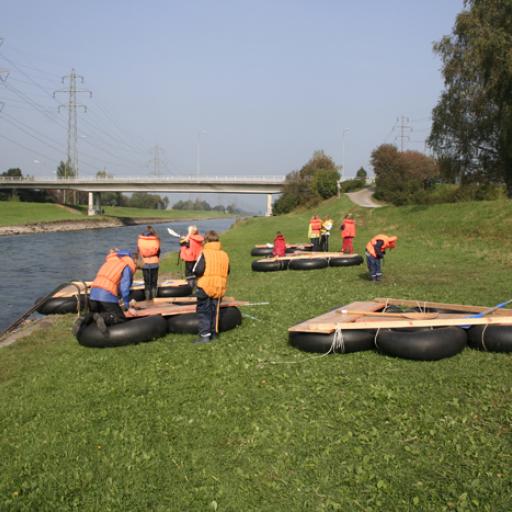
[320,217,333,252]
[365,234,397,282]
[192,230,230,344]
[179,225,204,284]
[86,249,139,334]
[137,225,160,300]
[340,213,356,254]
[272,231,286,257]
[308,215,322,251]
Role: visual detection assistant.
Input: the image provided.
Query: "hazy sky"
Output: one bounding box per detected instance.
[0,0,463,212]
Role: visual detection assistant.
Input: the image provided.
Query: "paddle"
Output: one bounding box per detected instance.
[460,298,512,328]
[0,282,72,339]
[167,228,182,238]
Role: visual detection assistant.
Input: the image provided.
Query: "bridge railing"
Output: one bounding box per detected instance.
[0,175,285,183]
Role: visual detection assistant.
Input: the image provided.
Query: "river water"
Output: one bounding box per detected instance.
[0,217,235,332]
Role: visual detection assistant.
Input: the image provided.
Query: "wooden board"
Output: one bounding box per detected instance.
[126,299,248,318]
[288,298,512,334]
[260,252,361,263]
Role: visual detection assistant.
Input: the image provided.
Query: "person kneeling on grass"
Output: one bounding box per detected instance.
[365,234,397,282]
[192,230,230,344]
[74,248,139,336]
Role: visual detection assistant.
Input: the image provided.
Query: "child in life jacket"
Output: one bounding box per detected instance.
[272,232,286,257]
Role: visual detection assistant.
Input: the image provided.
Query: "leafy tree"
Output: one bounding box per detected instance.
[126,192,168,210]
[371,144,439,205]
[428,0,512,195]
[56,160,76,179]
[273,151,340,214]
[355,167,367,180]
[2,168,22,178]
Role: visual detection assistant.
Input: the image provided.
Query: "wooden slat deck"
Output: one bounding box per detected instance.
[258,252,362,263]
[288,298,512,334]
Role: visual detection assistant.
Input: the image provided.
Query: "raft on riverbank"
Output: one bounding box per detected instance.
[37,279,193,315]
[288,297,512,359]
[252,252,363,271]
[250,243,313,256]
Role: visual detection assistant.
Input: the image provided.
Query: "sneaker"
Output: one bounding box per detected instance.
[192,335,212,345]
[72,317,84,336]
[93,313,109,335]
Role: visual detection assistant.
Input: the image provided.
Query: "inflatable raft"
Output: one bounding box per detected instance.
[250,243,313,257]
[289,297,512,359]
[75,296,245,348]
[37,279,193,315]
[252,252,363,272]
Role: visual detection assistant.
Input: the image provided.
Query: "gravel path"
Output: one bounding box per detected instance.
[346,188,383,208]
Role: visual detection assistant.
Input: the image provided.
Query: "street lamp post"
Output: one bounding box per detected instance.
[338,128,350,198]
[196,130,207,179]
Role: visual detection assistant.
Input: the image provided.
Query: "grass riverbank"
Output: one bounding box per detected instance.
[0,201,231,228]
[1,196,511,511]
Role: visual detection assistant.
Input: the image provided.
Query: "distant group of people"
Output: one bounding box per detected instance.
[76,224,230,344]
[270,213,398,282]
[307,213,356,253]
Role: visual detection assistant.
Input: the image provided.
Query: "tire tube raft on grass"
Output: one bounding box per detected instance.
[166,306,242,334]
[375,327,467,361]
[157,283,193,298]
[251,259,289,272]
[288,258,328,271]
[250,246,273,257]
[467,325,512,353]
[289,330,375,354]
[36,295,87,315]
[328,255,364,267]
[77,315,168,348]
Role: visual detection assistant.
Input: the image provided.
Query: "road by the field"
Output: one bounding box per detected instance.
[346,188,383,208]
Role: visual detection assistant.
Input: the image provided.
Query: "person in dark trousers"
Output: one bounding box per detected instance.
[320,217,333,252]
[137,225,161,300]
[365,234,397,282]
[272,231,286,257]
[192,230,230,344]
[77,248,138,335]
[308,215,322,251]
[179,225,204,287]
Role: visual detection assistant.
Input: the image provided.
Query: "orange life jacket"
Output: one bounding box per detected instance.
[137,234,160,265]
[91,253,136,296]
[366,234,396,258]
[197,241,229,299]
[179,233,204,262]
[342,218,356,238]
[309,218,322,235]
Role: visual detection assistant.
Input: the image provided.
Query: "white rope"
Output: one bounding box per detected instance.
[480,324,490,352]
[373,327,382,349]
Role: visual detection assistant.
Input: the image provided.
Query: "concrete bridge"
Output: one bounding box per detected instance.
[0,175,286,216]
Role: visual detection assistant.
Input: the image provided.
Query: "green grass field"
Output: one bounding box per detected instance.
[0,201,230,227]
[1,196,511,511]
[0,201,83,226]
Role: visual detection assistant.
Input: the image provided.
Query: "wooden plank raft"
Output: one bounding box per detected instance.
[259,252,362,262]
[125,296,249,318]
[288,298,512,334]
[50,279,189,298]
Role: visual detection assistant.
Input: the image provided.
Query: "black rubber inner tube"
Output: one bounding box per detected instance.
[157,283,193,298]
[375,327,467,360]
[289,330,375,354]
[329,255,364,267]
[468,325,512,353]
[76,315,168,348]
[36,295,87,315]
[251,259,288,272]
[251,246,273,257]
[288,258,329,271]
[167,306,242,334]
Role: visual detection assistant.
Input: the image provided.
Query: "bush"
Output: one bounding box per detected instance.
[339,178,365,193]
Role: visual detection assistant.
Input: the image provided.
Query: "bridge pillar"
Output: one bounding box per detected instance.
[88,192,101,216]
[265,194,273,217]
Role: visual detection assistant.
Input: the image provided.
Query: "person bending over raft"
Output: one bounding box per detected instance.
[341,213,356,254]
[179,225,204,286]
[320,217,333,252]
[308,215,322,251]
[88,249,139,334]
[137,225,161,300]
[192,230,230,344]
[272,231,286,257]
[365,234,397,282]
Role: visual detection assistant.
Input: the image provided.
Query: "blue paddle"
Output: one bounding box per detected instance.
[461,299,512,329]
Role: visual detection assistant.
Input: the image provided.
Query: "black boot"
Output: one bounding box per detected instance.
[145,289,151,301]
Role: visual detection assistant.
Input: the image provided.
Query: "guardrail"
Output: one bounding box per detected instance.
[0,175,286,183]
